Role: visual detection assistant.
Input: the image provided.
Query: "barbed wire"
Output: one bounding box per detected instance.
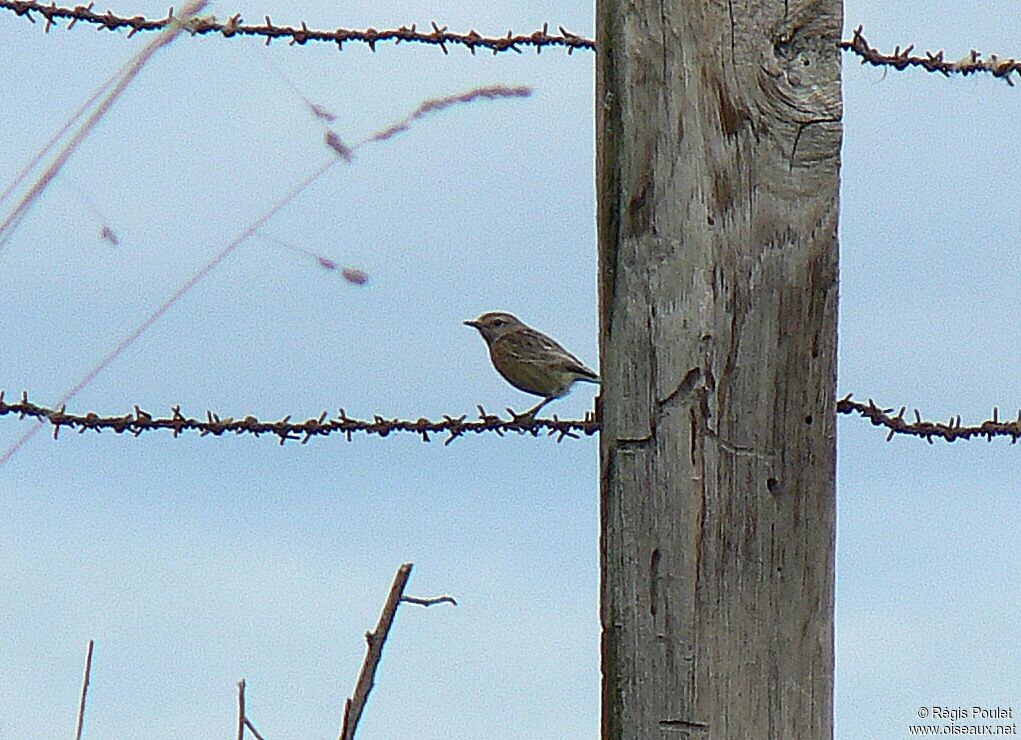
[836,395,1021,444]
[3,4,1021,82]
[5,390,1021,446]
[0,2,594,55]
[0,391,599,445]
[840,25,1021,85]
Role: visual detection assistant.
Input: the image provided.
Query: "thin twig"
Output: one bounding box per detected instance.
[244,717,267,740]
[338,563,414,740]
[236,679,246,740]
[236,680,266,739]
[74,639,95,740]
[401,594,458,607]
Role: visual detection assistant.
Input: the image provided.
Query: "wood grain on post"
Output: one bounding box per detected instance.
[596,1,841,738]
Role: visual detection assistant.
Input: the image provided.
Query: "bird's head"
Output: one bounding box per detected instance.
[464,311,525,343]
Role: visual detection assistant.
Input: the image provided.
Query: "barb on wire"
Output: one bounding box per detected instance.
[837,394,1021,444]
[0,392,599,446]
[840,25,1021,84]
[0,3,594,55]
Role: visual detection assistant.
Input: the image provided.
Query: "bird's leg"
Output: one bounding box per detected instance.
[507,396,554,423]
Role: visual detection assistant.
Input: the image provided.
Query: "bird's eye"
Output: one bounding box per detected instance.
[492,319,505,326]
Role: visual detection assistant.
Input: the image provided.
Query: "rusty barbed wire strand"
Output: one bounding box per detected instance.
[839,25,1021,85]
[4,391,1021,446]
[0,3,594,55]
[836,394,1021,444]
[0,392,599,446]
[3,4,1020,82]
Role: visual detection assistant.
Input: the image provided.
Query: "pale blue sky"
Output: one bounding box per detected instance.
[0,2,1018,739]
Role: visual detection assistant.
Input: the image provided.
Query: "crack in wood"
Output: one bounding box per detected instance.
[649,548,661,616]
[617,435,654,449]
[726,0,737,64]
[658,367,703,409]
[790,116,841,171]
[660,717,710,733]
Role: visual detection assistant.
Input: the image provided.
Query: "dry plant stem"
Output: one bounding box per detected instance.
[0,67,119,209]
[0,157,335,466]
[0,0,209,252]
[339,563,414,740]
[359,85,530,145]
[74,639,94,740]
[0,85,532,467]
[236,680,246,740]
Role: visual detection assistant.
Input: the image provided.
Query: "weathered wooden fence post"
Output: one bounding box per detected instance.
[597,1,842,737]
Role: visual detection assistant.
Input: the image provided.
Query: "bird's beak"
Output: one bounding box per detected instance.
[463,320,479,328]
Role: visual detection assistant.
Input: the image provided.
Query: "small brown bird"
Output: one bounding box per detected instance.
[465,311,599,418]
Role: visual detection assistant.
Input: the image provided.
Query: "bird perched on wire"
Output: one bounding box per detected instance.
[465,311,599,419]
